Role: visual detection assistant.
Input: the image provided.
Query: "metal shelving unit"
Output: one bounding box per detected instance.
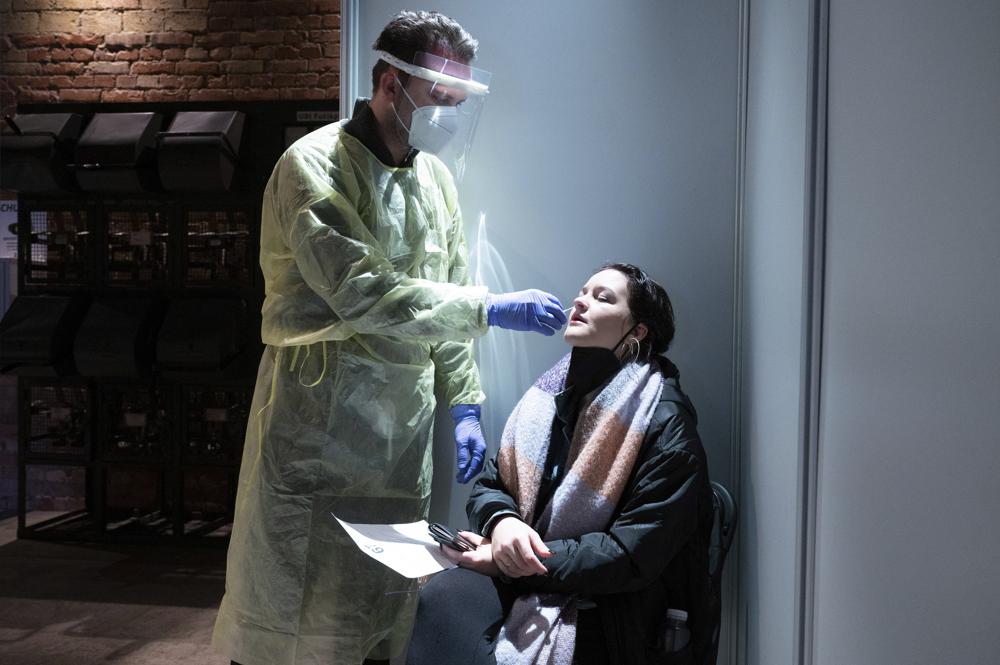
[4,100,337,544]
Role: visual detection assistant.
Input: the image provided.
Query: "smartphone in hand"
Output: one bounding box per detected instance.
[428,522,477,552]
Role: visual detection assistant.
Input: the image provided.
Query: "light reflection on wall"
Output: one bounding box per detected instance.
[470,212,532,449]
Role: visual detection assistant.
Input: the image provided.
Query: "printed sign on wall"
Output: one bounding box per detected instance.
[0,200,16,259]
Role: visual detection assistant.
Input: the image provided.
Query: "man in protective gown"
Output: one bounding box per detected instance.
[213,11,567,665]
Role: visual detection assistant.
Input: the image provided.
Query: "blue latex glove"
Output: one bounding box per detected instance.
[485,289,567,336]
[450,404,486,484]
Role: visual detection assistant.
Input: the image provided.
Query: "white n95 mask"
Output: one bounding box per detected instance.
[407,105,458,154]
[393,78,458,155]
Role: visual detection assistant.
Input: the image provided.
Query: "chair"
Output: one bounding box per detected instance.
[708,481,737,583]
[705,481,738,664]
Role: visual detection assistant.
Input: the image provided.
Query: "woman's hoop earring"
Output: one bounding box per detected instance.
[626,337,641,365]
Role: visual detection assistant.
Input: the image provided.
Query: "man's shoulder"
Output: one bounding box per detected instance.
[268,122,354,190]
[284,121,345,160]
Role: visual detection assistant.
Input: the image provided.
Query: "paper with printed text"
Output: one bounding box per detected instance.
[333,515,456,578]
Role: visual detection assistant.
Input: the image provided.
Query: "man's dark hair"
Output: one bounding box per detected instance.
[600,262,676,356]
[371,10,479,91]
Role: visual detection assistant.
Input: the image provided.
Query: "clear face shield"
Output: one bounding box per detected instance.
[377,50,492,181]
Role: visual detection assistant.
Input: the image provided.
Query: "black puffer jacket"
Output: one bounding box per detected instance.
[467,357,715,665]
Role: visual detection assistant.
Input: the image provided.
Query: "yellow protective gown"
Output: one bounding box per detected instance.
[212,120,488,665]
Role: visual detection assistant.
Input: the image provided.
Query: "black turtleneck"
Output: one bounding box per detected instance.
[342,99,418,168]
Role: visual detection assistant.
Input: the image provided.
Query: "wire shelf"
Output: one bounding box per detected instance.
[25,384,91,458]
[24,208,94,287]
[184,209,252,287]
[100,385,171,461]
[105,209,171,286]
[183,386,250,463]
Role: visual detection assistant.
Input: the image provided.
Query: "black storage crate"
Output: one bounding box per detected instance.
[73,297,163,378]
[0,294,89,376]
[156,297,248,374]
[158,111,245,192]
[0,113,84,193]
[75,112,162,192]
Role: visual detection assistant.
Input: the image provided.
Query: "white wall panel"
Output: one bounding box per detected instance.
[816,2,1000,663]
[741,0,812,663]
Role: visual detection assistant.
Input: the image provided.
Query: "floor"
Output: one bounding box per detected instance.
[0,515,229,665]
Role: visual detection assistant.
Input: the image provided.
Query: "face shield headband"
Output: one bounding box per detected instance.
[376,50,491,96]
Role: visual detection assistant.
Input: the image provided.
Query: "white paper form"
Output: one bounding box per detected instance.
[333,515,456,579]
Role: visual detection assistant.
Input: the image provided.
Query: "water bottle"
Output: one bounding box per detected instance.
[662,608,691,652]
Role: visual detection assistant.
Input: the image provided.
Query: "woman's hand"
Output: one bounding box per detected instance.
[438,531,501,577]
[490,516,551,578]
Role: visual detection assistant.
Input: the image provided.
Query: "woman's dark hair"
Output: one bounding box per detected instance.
[600,262,675,356]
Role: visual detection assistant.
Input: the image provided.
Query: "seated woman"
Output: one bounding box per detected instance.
[407,263,715,665]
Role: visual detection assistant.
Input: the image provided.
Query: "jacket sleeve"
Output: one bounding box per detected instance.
[466,452,521,533]
[271,144,489,343]
[506,411,705,596]
[430,199,484,407]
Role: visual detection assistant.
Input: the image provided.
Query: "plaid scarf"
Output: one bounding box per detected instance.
[494,353,664,665]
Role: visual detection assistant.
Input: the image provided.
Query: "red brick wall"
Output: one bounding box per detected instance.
[0,0,341,117]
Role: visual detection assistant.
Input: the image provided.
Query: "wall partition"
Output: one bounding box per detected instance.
[741,1,1000,663]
